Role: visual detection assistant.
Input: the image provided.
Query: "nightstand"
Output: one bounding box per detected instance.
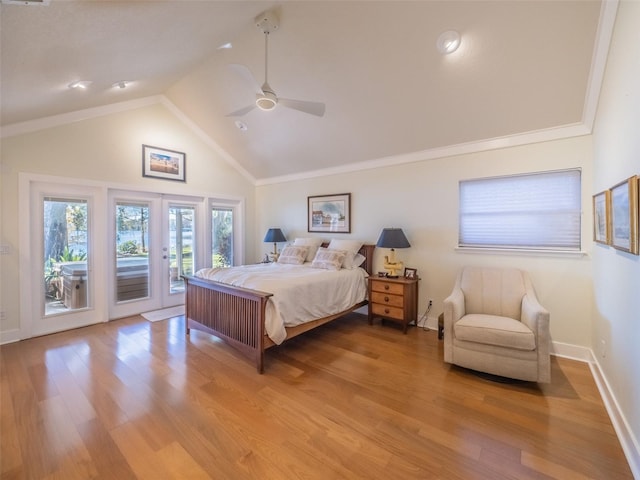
[368,276,419,333]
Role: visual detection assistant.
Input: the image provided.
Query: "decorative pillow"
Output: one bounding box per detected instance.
[311,247,347,271]
[293,237,324,262]
[277,245,309,265]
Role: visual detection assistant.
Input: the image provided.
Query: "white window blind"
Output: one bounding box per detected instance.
[459,169,581,250]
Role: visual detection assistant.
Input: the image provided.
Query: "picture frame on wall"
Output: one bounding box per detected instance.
[142,144,186,182]
[307,193,351,233]
[592,190,611,245]
[609,175,638,255]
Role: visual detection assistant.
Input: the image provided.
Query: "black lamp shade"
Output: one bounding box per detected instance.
[263,228,287,243]
[376,228,410,249]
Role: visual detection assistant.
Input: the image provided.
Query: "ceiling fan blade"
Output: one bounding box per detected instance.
[278,98,326,117]
[228,63,264,95]
[225,104,256,117]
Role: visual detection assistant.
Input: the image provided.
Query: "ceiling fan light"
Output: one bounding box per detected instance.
[256,96,277,111]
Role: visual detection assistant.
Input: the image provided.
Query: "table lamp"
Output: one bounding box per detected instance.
[376,228,411,278]
[263,228,287,261]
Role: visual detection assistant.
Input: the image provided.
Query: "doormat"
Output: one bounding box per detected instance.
[141,305,185,322]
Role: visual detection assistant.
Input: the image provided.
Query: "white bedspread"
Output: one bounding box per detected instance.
[194,263,368,345]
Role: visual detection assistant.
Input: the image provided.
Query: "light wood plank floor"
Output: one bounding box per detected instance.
[1,313,633,479]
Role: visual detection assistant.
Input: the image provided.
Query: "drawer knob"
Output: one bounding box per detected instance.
[384,308,390,314]
[384,296,389,302]
[384,285,390,290]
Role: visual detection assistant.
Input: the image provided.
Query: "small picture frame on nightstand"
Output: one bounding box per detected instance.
[404,267,417,279]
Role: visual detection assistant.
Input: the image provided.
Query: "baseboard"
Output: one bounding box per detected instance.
[550,340,595,363]
[0,328,21,345]
[590,357,640,479]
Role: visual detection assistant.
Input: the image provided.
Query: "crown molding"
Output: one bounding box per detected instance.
[0,96,164,138]
[255,122,591,186]
[581,0,619,131]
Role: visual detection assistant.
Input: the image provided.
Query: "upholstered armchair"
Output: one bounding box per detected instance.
[443,266,550,383]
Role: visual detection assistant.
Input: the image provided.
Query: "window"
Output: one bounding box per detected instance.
[43,197,90,315]
[211,207,233,267]
[459,169,581,251]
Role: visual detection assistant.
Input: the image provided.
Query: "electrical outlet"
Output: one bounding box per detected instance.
[600,340,606,359]
[0,311,6,321]
[428,299,433,307]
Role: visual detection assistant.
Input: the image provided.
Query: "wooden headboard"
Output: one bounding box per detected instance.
[320,242,375,275]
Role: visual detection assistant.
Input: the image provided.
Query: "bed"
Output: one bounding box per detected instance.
[183,242,375,373]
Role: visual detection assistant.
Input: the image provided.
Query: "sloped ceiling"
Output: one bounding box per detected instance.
[1,1,604,183]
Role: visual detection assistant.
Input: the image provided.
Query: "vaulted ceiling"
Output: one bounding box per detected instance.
[1,1,605,183]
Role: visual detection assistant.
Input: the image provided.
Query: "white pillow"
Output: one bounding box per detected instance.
[277,245,309,265]
[346,252,366,270]
[293,237,323,262]
[311,247,346,271]
[327,239,363,255]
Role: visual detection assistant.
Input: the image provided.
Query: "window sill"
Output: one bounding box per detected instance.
[455,246,588,258]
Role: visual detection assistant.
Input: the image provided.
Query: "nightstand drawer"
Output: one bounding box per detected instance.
[370,280,404,296]
[371,291,404,308]
[371,303,404,321]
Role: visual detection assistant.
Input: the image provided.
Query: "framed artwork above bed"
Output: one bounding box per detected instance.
[308,193,351,233]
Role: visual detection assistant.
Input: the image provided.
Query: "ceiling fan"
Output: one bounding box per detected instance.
[226,10,326,118]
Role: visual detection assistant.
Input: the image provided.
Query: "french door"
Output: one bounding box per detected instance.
[108,191,204,319]
[23,181,107,338]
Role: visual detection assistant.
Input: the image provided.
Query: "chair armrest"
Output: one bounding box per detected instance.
[521,294,550,345]
[443,287,465,363]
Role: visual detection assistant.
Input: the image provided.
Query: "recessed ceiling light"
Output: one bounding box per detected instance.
[112,81,130,89]
[234,120,248,131]
[68,80,92,90]
[437,30,461,55]
[217,42,233,50]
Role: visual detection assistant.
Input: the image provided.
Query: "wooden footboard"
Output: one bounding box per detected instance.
[184,275,273,373]
[184,244,375,373]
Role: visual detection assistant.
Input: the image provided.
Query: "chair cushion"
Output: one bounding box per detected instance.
[454,314,536,351]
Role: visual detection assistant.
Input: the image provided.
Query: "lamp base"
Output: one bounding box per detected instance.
[383,261,404,278]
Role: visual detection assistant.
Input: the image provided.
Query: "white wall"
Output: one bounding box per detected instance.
[591,0,640,474]
[0,102,256,336]
[256,135,594,347]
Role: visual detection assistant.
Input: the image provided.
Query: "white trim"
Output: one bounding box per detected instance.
[582,0,619,131]
[159,97,256,185]
[1,96,164,138]
[551,341,595,363]
[590,358,640,479]
[256,123,591,186]
[0,329,21,345]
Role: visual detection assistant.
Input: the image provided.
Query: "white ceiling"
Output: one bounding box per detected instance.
[1,1,605,182]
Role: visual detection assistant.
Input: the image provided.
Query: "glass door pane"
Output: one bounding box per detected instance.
[115,202,150,302]
[168,205,195,294]
[212,207,233,267]
[43,197,89,316]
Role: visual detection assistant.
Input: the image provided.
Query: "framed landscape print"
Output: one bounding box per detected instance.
[592,190,610,245]
[308,193,351,233]
[142,145,186,182]
[609,175,638,255]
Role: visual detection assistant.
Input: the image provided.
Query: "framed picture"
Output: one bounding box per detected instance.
[308,193,351,233]
[142,145,186,182]
[592,190,611,245]
[404,267,417,279]
[609,175,638,255]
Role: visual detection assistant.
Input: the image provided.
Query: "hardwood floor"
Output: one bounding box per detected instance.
[0,313,633,479]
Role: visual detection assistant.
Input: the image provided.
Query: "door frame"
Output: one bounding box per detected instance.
[19,175,108,339]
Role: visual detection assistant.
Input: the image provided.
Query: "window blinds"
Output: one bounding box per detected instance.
[459,169,581,250]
